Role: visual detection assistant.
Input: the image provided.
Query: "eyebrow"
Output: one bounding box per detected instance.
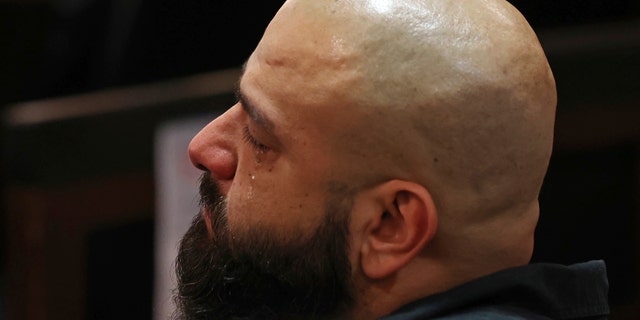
[236,88,275,131]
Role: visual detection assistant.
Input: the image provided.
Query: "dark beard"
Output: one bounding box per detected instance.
[173,172,354,320]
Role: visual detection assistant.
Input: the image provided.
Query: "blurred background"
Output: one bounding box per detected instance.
[1,0,639,319]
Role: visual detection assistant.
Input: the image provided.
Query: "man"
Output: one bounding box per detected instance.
[174,0,610,319]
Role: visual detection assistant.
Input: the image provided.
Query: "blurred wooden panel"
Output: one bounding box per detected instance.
[5,172,153,320]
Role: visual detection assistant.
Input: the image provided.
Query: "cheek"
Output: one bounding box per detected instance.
[225,124,339,238]
[224,155,325,240]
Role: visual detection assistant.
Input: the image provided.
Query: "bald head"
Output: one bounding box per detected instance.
[251,0,555,219]
[181,1,558,318]
[238,0,555,283]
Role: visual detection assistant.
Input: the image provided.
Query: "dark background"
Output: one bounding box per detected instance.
[1,0,640,319]
[1,0,639,106]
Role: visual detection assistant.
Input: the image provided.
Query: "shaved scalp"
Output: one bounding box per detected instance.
[271,0,555,221]
[351,0,557,218]
[252,0,556,268]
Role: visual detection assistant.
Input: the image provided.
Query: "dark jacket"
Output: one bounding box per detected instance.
[380,260,609,319]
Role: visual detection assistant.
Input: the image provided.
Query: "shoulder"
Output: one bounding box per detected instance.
[432,306,552,320]
[381,261,609,320]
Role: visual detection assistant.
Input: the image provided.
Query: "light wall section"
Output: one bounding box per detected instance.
[153,114,217,320]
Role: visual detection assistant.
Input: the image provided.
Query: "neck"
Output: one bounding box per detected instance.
[349,202,539,320]
[349,258,460,319]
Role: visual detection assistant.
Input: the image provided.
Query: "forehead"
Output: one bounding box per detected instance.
[238,4,365,135]
[249,11,359,94]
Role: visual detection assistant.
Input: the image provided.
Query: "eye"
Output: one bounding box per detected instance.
[242,126,270,153]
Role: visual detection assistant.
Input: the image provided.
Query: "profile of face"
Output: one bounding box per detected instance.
[173,1,379,318]
[174,0,557,319]
[173,8,365,320]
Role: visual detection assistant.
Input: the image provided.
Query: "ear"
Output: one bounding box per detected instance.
[357,180,437,280]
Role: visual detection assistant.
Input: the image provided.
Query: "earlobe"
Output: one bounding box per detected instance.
[360,181,438,280]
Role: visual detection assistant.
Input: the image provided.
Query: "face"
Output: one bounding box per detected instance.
[186,0,364,253]
[176,2,367,319]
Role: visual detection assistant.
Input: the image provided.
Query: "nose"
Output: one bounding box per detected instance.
[188,104,241,185]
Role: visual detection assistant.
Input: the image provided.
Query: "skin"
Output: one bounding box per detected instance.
[188,0,557,318]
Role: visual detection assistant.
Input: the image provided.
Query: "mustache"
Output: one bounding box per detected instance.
[198,172,227,220]
[198,172,222,208]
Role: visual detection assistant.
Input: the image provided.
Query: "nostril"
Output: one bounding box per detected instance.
[187,107,240,181]
[188,145,237,182]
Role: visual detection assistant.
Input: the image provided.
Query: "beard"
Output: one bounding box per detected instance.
[173,172,355,320]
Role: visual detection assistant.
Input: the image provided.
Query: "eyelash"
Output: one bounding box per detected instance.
[242,126,269,153]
